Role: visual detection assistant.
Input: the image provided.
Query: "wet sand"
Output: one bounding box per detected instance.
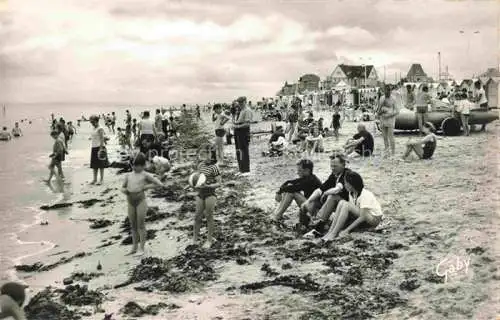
[15,111,500,320]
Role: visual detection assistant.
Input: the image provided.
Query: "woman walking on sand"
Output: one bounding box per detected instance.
[89,115,108,185]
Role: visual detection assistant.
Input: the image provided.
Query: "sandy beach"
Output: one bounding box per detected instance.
[13,111,500,320]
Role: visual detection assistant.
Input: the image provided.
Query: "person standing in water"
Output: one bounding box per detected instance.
[121,153,166,256]
[89,115,108,185]
[0,127,12,140]
[11,123,22,137]
[0,282,27,320]
[377,86,398,156]
[46,130,66,182]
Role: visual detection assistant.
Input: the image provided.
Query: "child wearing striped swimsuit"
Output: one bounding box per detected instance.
[193,144,222,249]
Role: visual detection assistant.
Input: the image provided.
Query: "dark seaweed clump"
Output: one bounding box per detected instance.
[57,284,104,306]
[121,301,180,317]
[24,288,81,320]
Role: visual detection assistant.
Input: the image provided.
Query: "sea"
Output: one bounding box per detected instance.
[0,103,157,280]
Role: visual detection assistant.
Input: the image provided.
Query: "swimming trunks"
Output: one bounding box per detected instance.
[215,129,226,137]
[127,191,146,208]
[197,188,216,200]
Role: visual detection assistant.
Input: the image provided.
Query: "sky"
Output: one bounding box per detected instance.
[0,0,498,104]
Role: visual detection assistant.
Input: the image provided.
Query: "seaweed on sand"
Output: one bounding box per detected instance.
[24,288,81,320]
[57,284,104,306]
[121,301,180,317]
[311,285,407,319]
[237,274,321,293]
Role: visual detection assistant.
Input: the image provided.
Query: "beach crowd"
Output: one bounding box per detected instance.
[0,79,493,319]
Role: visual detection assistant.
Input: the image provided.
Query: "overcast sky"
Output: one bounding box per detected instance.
[0,0,498,104]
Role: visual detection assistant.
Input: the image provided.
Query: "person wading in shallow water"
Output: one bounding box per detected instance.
[233,96,252,177]
[0,282,27,320]
[89,115,108,185]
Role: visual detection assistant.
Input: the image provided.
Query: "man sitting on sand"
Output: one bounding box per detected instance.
[299,154,352,236]
[272,159,322,223]
[343,124,374,158]
[0,282,26,320]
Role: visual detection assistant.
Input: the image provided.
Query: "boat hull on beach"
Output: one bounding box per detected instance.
[394,108,499,135]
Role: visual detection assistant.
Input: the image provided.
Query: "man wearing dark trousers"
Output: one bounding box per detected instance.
[233,96,252,176]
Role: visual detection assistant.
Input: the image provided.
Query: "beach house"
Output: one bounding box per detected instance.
[459,79,474,93]
[328,64,378,88]
[406,63,432,82]
[297,74,320,93]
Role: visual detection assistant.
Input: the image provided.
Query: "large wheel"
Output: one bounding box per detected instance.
[441,117,461,136]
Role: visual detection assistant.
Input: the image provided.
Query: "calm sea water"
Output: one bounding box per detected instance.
[0,103,156,279]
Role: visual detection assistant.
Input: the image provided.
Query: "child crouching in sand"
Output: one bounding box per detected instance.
[192,144,222,249]
[321,170,382,242]
[121,153,166,256]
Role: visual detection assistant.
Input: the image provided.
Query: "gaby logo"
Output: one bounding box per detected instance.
[435,254,471,283]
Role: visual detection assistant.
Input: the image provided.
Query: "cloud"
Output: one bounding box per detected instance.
[0,0,498,103]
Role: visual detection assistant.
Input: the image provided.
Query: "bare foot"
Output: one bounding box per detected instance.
[133,250,144,257]
[126,248,138,256]
[89,181,97,185]
[96,181,103,186]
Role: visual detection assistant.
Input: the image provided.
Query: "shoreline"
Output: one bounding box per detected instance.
[11,112,500,320]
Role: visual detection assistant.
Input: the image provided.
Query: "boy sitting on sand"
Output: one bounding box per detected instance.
[321,170,383,243]
[401,122,437,161]
[121,153,167,256]
[192,144,222,249]
[0,282,26,320]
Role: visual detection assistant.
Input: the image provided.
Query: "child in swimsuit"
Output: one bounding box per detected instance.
[192,144,222,248]
[46,130,65,183]
[121,152,166,256]
[0,282,26,320]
